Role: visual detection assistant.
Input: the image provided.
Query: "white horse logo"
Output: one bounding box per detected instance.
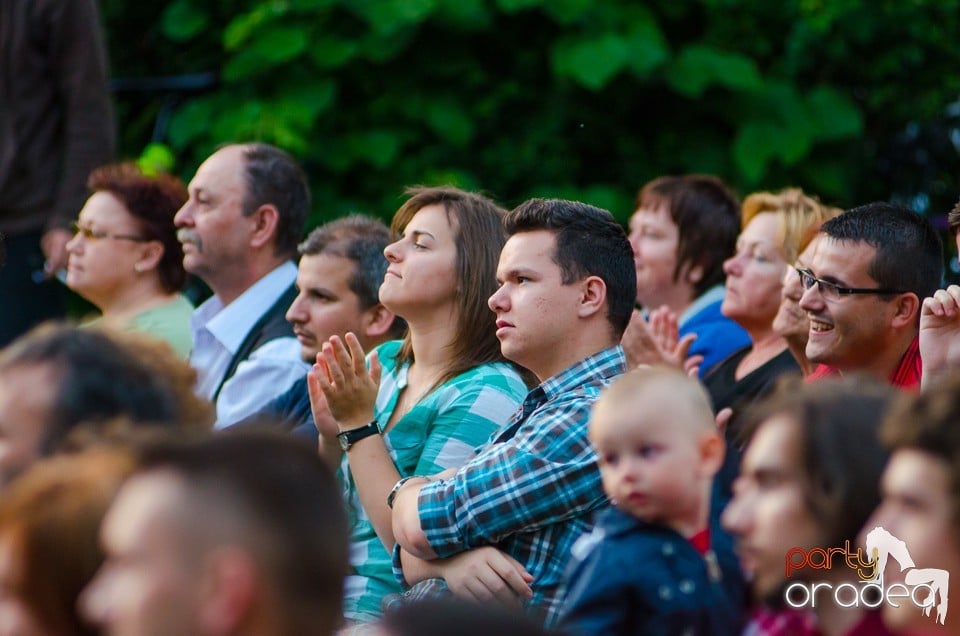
[864,526,949,625]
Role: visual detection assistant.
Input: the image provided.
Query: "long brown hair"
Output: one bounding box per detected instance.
[390,186,513,387]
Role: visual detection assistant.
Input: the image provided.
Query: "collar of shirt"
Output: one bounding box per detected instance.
[889,335,921,390]
[679,284,726,327]
[805,336,921,390]
[191,261,298,354]
[498,345,626,442]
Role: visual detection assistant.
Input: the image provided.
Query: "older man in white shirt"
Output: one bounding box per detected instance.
[175,143,310,428]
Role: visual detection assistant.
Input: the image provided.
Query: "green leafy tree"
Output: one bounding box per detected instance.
[100,0,960,244]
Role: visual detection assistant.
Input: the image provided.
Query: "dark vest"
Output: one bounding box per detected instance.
[211,283,299,403]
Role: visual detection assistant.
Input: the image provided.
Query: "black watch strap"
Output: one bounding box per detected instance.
[337,420,381,451]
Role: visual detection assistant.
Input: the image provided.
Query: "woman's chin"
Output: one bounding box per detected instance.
[65,276,97,304]
[64,272,82,291]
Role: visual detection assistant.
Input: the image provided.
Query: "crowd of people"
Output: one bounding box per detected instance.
[5,1,956,634]
[0,140,957,636]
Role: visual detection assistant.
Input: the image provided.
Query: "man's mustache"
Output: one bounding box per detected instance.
[177,229,202,251]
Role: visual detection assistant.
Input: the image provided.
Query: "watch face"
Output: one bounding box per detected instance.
[336,422,379,452]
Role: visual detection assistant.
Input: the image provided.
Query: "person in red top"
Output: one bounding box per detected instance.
[798,202,942,389]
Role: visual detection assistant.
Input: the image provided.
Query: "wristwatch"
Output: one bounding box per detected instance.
[336,420,381,451]
[387,475,428,509]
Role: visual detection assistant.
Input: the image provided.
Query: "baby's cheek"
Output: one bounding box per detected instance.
[599,469,618,500]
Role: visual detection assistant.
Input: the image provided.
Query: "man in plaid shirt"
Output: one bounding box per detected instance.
[389,198,636,626]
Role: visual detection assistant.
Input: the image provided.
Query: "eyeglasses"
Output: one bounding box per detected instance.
[72,222,148,243]
[796,267,905,301]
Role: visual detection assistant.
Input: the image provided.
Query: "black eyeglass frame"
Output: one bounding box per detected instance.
[796,267,907,298]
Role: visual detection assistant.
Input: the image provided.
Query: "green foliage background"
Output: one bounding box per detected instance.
[100,0,960,243]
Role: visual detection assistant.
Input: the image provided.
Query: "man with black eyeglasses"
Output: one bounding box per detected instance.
[797,202,942,388]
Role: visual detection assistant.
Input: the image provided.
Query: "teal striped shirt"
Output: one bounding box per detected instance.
[341,340,526,622]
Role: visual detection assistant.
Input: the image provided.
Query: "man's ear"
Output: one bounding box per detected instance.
[890,292,921,330]
[197,546,259,636]
[248,204,280,250]
[577,276,608,319]
[361,304,397,339]
[698,431,726,479]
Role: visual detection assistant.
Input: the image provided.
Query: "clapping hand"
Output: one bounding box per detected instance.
[311,333,381,430]
[920,285,960,388]
[622,305,703,374]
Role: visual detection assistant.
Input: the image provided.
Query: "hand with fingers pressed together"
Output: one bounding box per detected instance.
[305,373,340,440]
[311,332,382,431]
[919,284,960,389]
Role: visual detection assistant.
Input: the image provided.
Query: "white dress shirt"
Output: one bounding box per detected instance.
[190,262,309,429]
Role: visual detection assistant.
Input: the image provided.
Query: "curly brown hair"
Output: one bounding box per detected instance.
[87,163,188,293]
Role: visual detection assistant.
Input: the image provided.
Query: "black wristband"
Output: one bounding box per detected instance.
[336,420,380,451]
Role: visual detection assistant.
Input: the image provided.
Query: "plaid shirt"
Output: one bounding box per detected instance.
[342,340,527,622]
[393,346,625,626]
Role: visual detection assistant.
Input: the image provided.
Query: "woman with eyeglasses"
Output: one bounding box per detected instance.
[703,188,837,504]
[771,206,840,378]
[65,163,193,356]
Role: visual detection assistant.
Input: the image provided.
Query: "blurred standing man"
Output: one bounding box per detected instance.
[175,143,310,427]
[0,0,115,345]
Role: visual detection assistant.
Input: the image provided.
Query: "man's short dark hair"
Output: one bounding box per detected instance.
[819,202,943,302]
[636,175,741,297]
[882,374,960,527]
[299,215,390,310]
[0,324,191,455]
[137,432,349,635]
[743,375,894,550]
[240,143,310,259]
[504,198,636,338]
[298,214,406,340]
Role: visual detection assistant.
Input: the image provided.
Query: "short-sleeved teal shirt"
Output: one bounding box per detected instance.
[342,340,526,622]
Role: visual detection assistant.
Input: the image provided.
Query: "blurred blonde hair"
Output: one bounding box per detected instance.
[741,188,842,264]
